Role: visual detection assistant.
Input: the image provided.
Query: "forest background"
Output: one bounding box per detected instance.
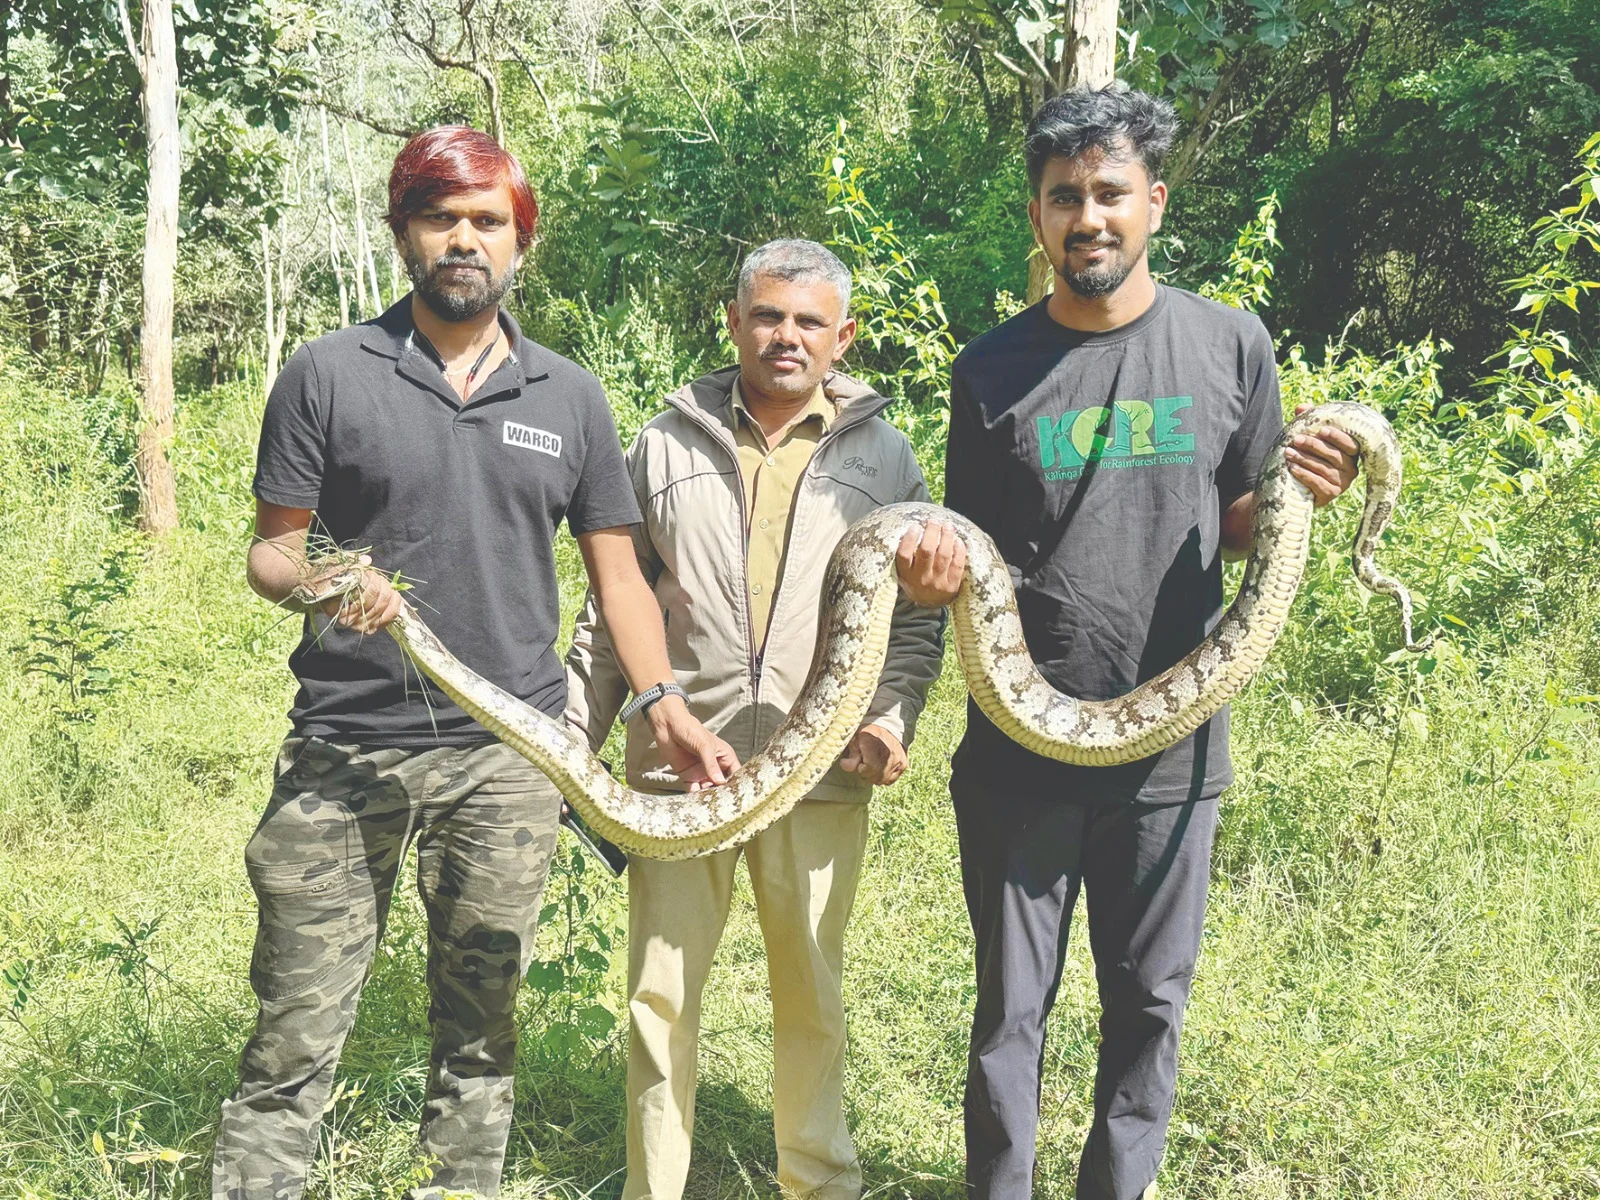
[2,0,1600,1196]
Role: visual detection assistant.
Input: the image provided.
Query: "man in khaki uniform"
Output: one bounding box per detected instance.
[565,239,944,1199]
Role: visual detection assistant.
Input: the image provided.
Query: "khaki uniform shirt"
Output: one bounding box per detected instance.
[727,379,835,645]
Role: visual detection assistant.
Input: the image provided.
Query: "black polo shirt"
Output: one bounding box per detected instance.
[254,297,640,746]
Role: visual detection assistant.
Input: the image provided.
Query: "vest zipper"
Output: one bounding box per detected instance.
[722,437,763,712]
[754,416,862,663]
[667,385,892,749]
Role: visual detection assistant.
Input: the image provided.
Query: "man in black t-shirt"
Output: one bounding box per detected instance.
[213,127,734,1200]
[897,90,1360,1199]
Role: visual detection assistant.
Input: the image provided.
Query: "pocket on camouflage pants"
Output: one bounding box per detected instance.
[244,857,353,1003]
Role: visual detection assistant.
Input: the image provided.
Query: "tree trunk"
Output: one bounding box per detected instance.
[341,123,367,320]
[22,277,50,354]
[0,16,16,153]
[481,68,506,146]
[364,233,383,314]
[135,0,180,536]
[342,122,385,317]
[85,264,112,393]
[1062,0,1117,91]
[320,108,350,326]
[1026,0,1119,304]
[13,221,52,354]
[261,222,283,395]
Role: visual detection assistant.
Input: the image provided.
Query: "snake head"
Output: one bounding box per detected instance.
[288,565,367,610]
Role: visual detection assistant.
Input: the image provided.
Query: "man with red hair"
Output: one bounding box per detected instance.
[214,126,735,1200]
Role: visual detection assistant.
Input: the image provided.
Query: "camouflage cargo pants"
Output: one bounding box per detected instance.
[212,736,563,1200]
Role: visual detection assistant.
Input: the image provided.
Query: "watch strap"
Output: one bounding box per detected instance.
[620,682,688,723]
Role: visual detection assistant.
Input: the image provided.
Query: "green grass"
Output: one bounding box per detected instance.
[1,369,1598,1198]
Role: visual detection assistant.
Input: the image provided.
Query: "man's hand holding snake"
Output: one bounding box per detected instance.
[1287,404,1360,506]
[839,724,908,786]
[299,556,405,634]
[648,694,740,791]
[897,520,967,607]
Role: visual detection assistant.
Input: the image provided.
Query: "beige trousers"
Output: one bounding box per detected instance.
[623,800,870,1200]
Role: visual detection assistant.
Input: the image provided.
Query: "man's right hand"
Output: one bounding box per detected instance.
[896,520,967,607]
[307,558,405,635]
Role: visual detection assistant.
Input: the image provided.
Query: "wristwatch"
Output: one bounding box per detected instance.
[620,681,689,723]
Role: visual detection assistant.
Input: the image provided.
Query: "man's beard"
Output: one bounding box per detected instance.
[404,246,517,321]
[1057,232,1143,299]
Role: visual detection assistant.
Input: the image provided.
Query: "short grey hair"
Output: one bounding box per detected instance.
[736,238,852,311]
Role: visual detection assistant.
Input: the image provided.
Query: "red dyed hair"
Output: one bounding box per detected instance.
[386,126,539,251]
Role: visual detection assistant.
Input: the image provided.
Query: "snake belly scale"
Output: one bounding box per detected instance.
[300,402,1426,861]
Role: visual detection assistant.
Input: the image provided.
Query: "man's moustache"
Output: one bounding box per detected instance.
[432,258,489,274]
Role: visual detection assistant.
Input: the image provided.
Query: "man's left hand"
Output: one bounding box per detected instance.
[838,723,908,786]
[648,695,740,791]
[896,521,967,607]
[1287,405,1360,507]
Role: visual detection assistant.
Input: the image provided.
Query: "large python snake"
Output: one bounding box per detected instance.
[297,402,1427,861]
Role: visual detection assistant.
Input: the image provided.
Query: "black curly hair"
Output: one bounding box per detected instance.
[1024,87,1179,192]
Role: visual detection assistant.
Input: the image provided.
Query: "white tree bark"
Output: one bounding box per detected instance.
[1026,0,1119,304]
[1063,0,1117,91]
[320,107,351,326]
[342,122,385,317]
[261,222,288,395]
[131,0,180,534]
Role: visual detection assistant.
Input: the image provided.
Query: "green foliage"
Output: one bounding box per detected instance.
[1261,136,1600,714]
[3,958,34,1021]
[523,843,623,1060]
[18,543,143,799]
[1196,192,1279,312]
[1506,131,1600,324]
[0,199,143,392]
[518,282,708,442]
[3,0,310,205]
[823,126,958,410]
[566,88,664,303]
[21,547,141,727]
[820,130,965,491]
[1265,36,1600,376]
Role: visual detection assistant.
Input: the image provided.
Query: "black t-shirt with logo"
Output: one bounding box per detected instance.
[944,286,1284,803]
[254,297,641,746]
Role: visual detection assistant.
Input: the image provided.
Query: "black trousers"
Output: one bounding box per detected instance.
[952,777,1219,1200]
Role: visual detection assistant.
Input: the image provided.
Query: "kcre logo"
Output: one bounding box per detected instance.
[1036,397,1195,480]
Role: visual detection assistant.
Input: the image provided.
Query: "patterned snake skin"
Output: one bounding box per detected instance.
[298,402,1426,861]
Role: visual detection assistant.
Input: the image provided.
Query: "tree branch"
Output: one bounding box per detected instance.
[284,89,419,139]
[621,0,720,146]
[390,0,503,140]
[988,49,1032,82]
[116,0,146,86]
[1166,56,1250,185]
[1009,32,1051,82]
[503,43,560,133]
